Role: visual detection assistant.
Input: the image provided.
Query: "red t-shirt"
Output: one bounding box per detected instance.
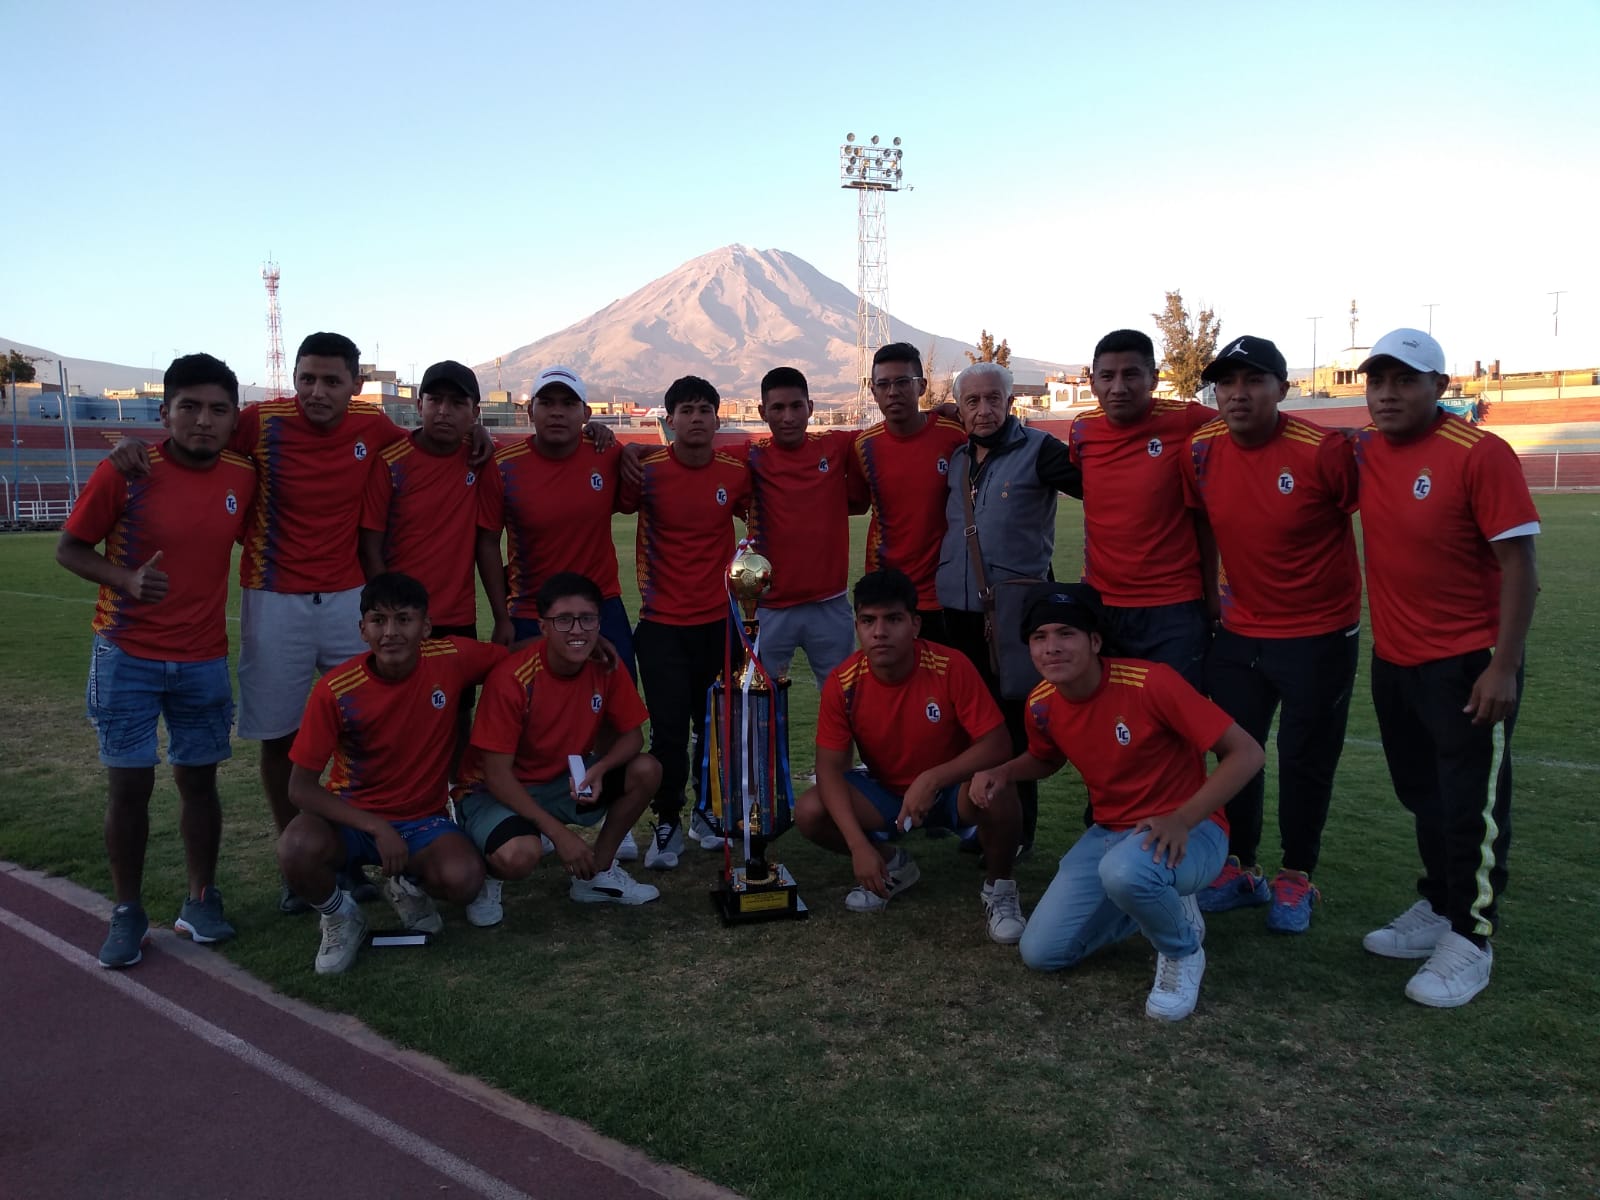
[816,640,1004,793]
[747,429,865,608]
[459,641,650,787]
[66,445,255,662]
[1353,412,1540,666]
[1068,401,1213,606]
[849,416,966,609]
[623,447,751,625]
[232,398,405,593]
[360,435,481,627]
[1181,415,1362,637]
[477,436,625,618]
[290,637,507,821]
[1024,659,1234,832]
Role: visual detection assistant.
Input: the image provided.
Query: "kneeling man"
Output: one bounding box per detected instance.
[280,573,507,975]
[973,583,1263,1020]
[796,569,1025,942]
[457,572,661,912]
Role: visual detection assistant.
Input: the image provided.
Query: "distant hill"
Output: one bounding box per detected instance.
[480,245,1076,404]
[0,339,268,404]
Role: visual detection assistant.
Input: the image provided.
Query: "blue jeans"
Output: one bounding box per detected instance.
[1018,819,1227,969]
[85,636,234,768]
[513,595,636,681]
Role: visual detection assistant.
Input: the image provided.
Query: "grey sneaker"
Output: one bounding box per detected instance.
[616,829,640,862]
[981,878,1027,944]
[175,886,236,944]
[99,903,149,969]
[314,899,368,975]
[845,848,921,912]
[688,810,724,850]
[1363,899,1450,960]
[645,819,685,871]
[382,875,444,934]
[466,878,504,928]
[278,878,311,915]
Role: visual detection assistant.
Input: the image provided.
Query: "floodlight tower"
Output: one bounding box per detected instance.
[262,260,286,400]
[840,133,904,422]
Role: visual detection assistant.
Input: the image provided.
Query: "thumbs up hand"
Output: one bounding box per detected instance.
[125,551,169,603]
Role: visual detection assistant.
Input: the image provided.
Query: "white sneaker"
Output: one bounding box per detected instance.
[1404,931,1493,1008]
[981,878,1027,944]
[645,820,684,871]
[540,834,556,856]
[570,860,661,905]
[616,830,640,862]
[1363,899,1450,960]
[381,875,444,934]
[314,898,368,976]
[689,810,725,850]
[1146,945,1206,1021]
[845,848,921,913]
[466,878,503,928]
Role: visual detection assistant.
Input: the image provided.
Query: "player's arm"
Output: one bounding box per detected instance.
[476,528,514,646]
[576,725,644,799]
[900,724,1011,828]
[287,764,408,876]
[971,749,1061,809]
[55,533,169,603]
[357,529,386,581]
[1136,723,1263,868]
[357,458,392,580]
[617,444,645,505]
[1467,536,1538,725]
[815,742,890,898]
[1035,434,1084,500]
[1194,507,1220,622]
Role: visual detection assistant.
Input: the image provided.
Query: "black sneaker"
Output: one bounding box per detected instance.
[99,903,149,968]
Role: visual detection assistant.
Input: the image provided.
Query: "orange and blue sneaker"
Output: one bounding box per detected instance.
[1195,856,1270,914]
[1266,869,1320,933]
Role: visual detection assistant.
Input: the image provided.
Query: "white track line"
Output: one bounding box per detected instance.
[1342,735,1598,774]
[0,589,239,621]
[0,905,533,1200]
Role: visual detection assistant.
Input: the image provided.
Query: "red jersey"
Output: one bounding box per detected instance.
[1353,412,1540,666]
[817,640,1004,793]
[66,445,254,662]
[360,435,481,627]
[1025,659,1234,832]
[290,637,507,821]
[232,398,405,594]
[477,436,625,618]
[1181,415,1362,638]
[849,416,966,608]
[747,429,865,608]
[1068,401,1213,606]
[623,447,751,625]
[459,641,650,787]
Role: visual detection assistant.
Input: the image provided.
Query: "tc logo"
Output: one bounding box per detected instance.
[430,688,447,710]
[936,458,949,475]
[590,694,603,713]
[1146,439,1163,458]
[465,471,476,486]
[925,701,942,723]
[1413,471,1433,500]
[590,472,604,491]
[715,486,728,506]
[353,441,368,461]
[818,458,830,473]
[1277,471,1295,495]
[1114,720,1132,746]
[225,491,238,514]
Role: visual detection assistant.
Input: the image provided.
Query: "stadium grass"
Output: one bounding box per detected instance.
[2,498,1597,1200]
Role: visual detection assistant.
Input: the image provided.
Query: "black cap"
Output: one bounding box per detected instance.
[418,360,481,403]
[1019,581,1103,642]
[1202,335,1288,383]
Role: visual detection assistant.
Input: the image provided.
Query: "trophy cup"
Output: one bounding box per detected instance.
[703,542,807,924]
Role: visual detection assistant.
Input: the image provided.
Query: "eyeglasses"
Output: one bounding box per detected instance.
[870,375,923,393]
[547,613,600,632]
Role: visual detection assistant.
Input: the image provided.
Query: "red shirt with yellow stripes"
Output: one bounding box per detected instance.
[747,429,866,608]
[360,435,481,627]
[621,446,751,625]
[848,415,966,609]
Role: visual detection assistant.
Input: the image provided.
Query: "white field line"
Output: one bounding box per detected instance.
[0,588,239,622]
[1342,735,1599,774]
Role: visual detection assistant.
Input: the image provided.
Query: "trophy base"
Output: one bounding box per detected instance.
[710,863,808,926]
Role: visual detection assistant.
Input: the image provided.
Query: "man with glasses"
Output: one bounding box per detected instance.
[849,343,967,644]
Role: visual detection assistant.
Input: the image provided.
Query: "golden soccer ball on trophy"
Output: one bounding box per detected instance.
[727,549,774,611]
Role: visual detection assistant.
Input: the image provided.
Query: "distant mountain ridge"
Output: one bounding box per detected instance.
[0,338,268,404]
[479,245,1074,403]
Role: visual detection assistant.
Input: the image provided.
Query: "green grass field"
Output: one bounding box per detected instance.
[3,501,1597,1199]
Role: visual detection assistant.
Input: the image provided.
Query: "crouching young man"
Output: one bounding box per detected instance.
[972,583,1263,1020]
[795,569,1025,942]
[456,572,661,913]
[278,573,507,975]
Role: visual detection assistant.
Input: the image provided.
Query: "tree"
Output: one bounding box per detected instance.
[921,340,951,409]
[1151,292,1220,400]
[965,329,1012,368]
[3,349,38,403]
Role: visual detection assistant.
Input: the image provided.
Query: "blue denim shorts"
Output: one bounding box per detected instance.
[338,814,466,869]
[85,635,234,768]
[843,769,967,840]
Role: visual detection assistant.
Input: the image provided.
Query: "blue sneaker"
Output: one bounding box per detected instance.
[1265,869,1320,934]
[1195,856,1270,914]
[175,886,236,944]
[99,903,150,968]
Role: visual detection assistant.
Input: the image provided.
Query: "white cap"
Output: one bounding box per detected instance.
[532,365,588,405]
[1359,328,1446,375]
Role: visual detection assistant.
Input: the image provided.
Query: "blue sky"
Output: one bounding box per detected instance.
[5,0,1597,386]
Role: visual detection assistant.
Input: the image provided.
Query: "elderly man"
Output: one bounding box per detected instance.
[935,361,1082,856]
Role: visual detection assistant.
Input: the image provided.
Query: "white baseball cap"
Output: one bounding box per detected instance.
[1359,329,1446,375]
[532,365,588,404]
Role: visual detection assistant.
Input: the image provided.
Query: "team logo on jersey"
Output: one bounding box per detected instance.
[225,490,238,514]
[925,700,942,723]
[1146,438,1163,458]
[1114,719,1132,746]
[715,486,728,506]
[1277,470,1295,495]
[353,441,368,461]
[590,471,604,491]
[430,688,447,710]
[1412,469,1433,500]
[591,693,603,713]
[818,458,830,473]
[465,471,476,486]
[936,457,949,475]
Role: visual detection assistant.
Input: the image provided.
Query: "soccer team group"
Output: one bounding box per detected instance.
[57,323,1538,1021]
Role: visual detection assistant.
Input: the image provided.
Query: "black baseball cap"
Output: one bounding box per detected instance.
[1020,581,1103,642]
[418,360,481,403]
[1202,335,1288,383]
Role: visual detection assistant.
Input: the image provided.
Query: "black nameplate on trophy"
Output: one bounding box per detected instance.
[710,862,809,925]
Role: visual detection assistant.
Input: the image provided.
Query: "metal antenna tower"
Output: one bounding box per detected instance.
[262,259,286,399]
[840,133,904,423]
